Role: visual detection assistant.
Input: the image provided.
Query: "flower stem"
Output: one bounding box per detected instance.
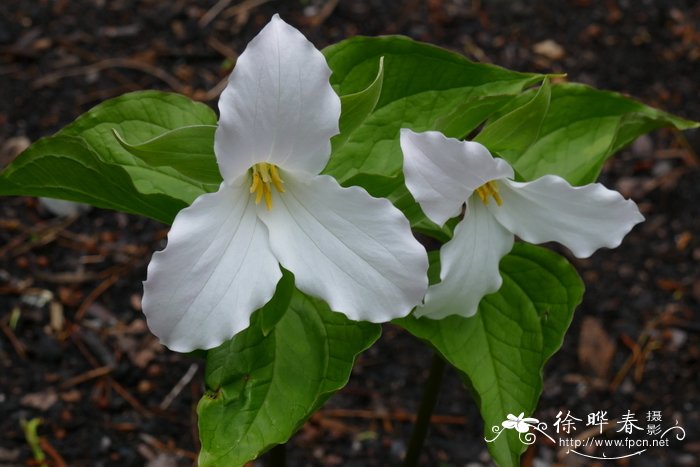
[403,352,447,467]
[267,443,286,467]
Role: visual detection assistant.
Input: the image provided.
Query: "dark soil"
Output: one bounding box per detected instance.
[1,1,698,466]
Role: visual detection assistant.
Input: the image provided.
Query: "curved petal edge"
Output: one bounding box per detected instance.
[215,15,341,182]
[400,129,514,226]
[490,175,644,258]
[142,184,281,352]
[259,173,429,322]
[416,198,514,319]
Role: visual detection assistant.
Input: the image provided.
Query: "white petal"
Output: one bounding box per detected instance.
[502,420,517,429]
[215,15,340,181]
[400,129,514,226]
[142,182,281,351]
[258,173,428,322]
[416,198,514,319]
[489,175,644,258]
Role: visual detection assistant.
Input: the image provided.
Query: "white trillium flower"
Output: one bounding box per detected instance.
[400,129,644,319]
[141,16,429,352]
[502,413,539,433]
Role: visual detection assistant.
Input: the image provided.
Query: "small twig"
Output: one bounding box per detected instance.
[199,0,235,27]
[74,274,121,322]
[221,0,273,20]
[610,320,661,391]
[139,433,198,460]
[39,437,68,467]
[0,319,27,359]
[70,332,102,368]
[71,331,155,418]
[610,333,643,391]
[33,58,186,93]
[634,339,662,382]
[1,215,78,258]
[206,36,238,62]
[159,363,199,410]
[307,0,339,27]
[61,365,112,388]
[33,271,102,284]
[199,76,229,101]
[109,379,152,418]
[320,408,466,425]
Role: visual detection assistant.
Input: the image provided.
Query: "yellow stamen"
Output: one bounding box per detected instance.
[249,172,261,194]
[475,181,503,206]
[263,186,273,210]
[270,165,285,193]
[249,162,285,210]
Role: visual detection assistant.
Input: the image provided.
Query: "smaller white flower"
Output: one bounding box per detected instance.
[502,413,539,433]
[400,129,644,319]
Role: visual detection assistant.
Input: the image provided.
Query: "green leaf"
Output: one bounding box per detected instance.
[397,243,584,466]
[0,91,218,224]
[322,36,543,238]
[332,56,385,150]
[323,36,543,183]
[113,125,222,185]
[258,270,295,337]
[476,78,551,161]
[433,93,519,139]
[60,91,219,201]
[0,135,186,224]
[497,83,699,185]
[198,292,381,467]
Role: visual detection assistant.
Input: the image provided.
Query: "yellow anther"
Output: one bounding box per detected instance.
[249,172,261,194]
[250,163,285,210]
[475,181,503,206]
[270,165,285,193]
[263,186,273,210]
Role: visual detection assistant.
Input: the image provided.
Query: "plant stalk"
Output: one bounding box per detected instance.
[403,352,447,467]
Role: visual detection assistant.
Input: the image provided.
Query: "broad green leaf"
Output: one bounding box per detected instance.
[113,125,222,185]
[59,91,219,200]
[0,91,218,224]
[397,243,584,466]
[0,135,185,224]
[496,83,699,185]
[476,78,551,161]
[198,292,381,467]
[323,36,543,183]
[322,36,542,238]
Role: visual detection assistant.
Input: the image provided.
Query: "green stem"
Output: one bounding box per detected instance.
[403,352,447,467]
[267,443,286,467]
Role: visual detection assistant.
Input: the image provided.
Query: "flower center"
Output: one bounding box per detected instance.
[249,162,285,210]
[475,180,503,206]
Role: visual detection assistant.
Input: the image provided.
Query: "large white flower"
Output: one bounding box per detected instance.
[141,16,428,351]
[400,129,644,319]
